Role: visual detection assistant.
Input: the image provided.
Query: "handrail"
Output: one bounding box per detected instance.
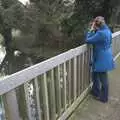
[112,31,120,38]
[0,44,87,95]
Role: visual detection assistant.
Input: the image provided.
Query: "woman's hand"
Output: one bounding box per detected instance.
[90,22,95,31]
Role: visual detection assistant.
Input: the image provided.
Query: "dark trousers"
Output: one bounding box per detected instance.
[92,72,108,102]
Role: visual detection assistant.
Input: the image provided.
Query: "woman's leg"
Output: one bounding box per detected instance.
[99,72,108,102]
[91,72,100,97]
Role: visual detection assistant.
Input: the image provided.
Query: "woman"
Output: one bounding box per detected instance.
[86,16,115,103]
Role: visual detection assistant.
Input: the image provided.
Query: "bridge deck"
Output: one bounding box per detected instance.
[68,56,120,120]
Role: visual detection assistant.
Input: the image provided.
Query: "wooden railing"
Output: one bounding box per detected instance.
[0,31,120,120]
[112,31,120,60]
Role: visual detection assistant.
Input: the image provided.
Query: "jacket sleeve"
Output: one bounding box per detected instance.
[86,31,103,44]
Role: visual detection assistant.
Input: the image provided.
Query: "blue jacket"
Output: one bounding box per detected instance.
[86,24,115,72]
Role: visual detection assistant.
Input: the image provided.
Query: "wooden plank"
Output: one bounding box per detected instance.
[58,84,92,120]
[73,57,77,100]
[114,51,120,61]
[34,77,42,120]
[56,65,62,116]
[84,52,87,89]
[49,70,56,120]
[24,83,34,120]
[114,35,120,59]
[65,61,69,107]
[86,51,89,86]
[79,54,83,94]
[87,49,90,85]
[89,47,93,83]
[112,31,120,38]
[81,53,84,92]
[77,55,81,96]
[0,45,87,95]
[68,60,72,105]
[3,90,21,120]
[63,63,67,110]
[71,59,74,103]
[42,73,50,120]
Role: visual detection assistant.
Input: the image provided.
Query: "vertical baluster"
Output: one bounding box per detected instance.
[84,52,87,88]
[119,35,120,52]
[3,90,21,120]
[49,69,56,120]
[24,82,35,120]
[82,53,85,92]
[76,56,79,97]
[77,55,81,96]
[87,47,91,84]
[74,57,77,100]
[34,77,42,120]
[56,65,62,116]
[68,60,72,105]
[79,54,83,94]
[86,51,89,86]
[83,52,86,89]
[90,47,93,83]
[42,73,50,120]
[63,62,67,110]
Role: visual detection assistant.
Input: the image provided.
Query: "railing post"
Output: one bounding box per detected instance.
[3,90,21,120]
[68,60,72,105]
[56,65,62,116]
[42,73,50,120]
[34,77,42,120]
[63,63,67,109]
[49,70,56,120]
[73,57,77,100]
[24,82,35,120]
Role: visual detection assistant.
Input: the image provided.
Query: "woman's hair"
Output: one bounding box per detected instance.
[94,16,105,27]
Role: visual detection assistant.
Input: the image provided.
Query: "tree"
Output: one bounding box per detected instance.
[61,0,120,45]
[17,0,75,49]
[0,0,24,50]
[1,0,120,54]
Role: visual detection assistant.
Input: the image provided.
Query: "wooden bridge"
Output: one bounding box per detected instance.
[0,31,120,120]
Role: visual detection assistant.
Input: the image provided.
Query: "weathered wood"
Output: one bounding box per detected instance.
[73,57,77,100]
[58,84,92,120]
[34,77,42,120]
[49,70,56,120]
[79,54,83,94]
[63,62,67,110]
[0,45,87,95]
[77,55,81,96]
[71,59,74,103]
[81,53,84,92]
[3,90,21,120]
[24,83,34,120]
[68,60,72,105]
[84,52,87,89]
[42,73,50,120]
[55,65,62,116]
[112,31,120,38]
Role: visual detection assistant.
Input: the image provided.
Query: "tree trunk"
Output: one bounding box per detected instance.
[2,28,12,51]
